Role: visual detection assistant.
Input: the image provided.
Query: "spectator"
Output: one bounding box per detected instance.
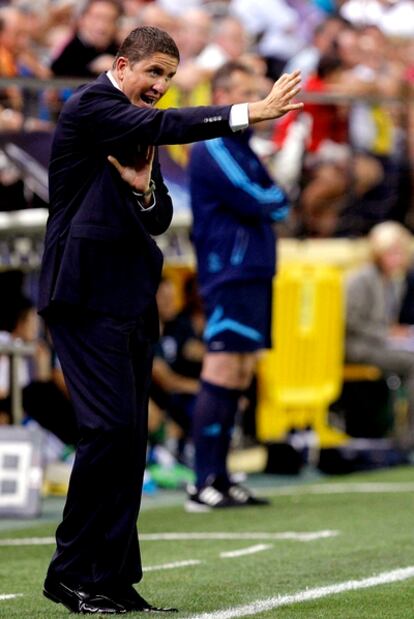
[274,52,383,237]
[283,15,348,82]
[345,221,414,449]
[0,288,78,449]
[229,0,307,78]
[195,16,249,73]
[151,276,202,459]
[50,0,122,77]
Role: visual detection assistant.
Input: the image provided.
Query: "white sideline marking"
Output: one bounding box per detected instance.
[0,594,22,601]
[270,482,414,496]
[140,531,338,542]
[188,566,414,619]
[144,559,201,572]
[0,537,55,546]
[220,544,272,559]
[0,531,338,546]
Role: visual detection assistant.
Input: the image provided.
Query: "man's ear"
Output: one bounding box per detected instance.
[114,56,128,81]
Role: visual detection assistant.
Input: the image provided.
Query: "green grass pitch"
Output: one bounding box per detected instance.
[1,465,414,618]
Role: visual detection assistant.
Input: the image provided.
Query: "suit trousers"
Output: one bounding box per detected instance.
[45,307,154,588]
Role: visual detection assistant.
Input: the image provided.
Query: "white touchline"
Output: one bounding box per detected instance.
[187,566,414,619]
[0,537,55,546]
[220,544,273,559]
[0,594,22,601]
[144,560,202,572]
[140,531,338,542]
[0,531,338,546]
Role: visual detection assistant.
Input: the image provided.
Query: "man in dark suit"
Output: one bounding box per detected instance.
[39,25,302,615]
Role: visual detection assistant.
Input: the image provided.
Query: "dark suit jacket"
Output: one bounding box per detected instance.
[38,73,233,319]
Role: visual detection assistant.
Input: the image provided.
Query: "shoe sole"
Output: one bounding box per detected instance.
[184,500,211,513]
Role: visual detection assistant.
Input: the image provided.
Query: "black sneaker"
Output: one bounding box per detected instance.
[184,483,241,512]
[227,482,270,506]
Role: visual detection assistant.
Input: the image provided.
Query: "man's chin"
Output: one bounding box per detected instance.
[136,100,156,109]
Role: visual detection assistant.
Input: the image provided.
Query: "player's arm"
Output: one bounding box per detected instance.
[191,141,290,223]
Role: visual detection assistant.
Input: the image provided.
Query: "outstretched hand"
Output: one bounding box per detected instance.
[108,145,155,195]
[249,70,303,123]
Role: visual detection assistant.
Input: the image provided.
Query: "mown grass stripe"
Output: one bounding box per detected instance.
[188,566,414,619]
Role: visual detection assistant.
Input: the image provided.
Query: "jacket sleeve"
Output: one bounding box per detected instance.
[191,139,290,223]
[76,84,233,152]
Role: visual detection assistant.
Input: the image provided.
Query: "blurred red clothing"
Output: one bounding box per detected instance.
[273,74,348,153]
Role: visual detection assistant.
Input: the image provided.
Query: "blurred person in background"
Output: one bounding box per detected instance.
[339,0,414,38]
[345,220,414,449]
[273,52,383,237]
[229,0,312,78]
[195,16,249,74]
[50,0,122,77]
[283,14,349,82]
[136,3,177,34]
[0,5,52,210]
[150,275,201,461]
[0,273,77,449]
[171,8,213,92]
[187,61,291,511]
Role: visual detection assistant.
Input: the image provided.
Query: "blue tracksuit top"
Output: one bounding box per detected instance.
[189,129,290,296]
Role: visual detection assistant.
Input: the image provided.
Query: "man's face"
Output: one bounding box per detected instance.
[214,70,259,106]
[114,52,178,107]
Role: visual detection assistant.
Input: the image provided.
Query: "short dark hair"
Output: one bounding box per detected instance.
[115,26,180,66]
[211,61,254,94]
[317,53,343,79]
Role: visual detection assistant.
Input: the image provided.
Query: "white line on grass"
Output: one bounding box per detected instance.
[0,531,338,546]
[220,544,273,558]
[144,560,202,572]
[187,566,414,619]
[140,531,338,542]
[0,594,22,601]
[0,537,55,546]
[269,482,414,496]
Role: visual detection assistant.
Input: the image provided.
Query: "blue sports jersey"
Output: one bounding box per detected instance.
[189,129,289,296]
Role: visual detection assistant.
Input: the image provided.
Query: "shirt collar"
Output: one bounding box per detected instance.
[106,70,121,91]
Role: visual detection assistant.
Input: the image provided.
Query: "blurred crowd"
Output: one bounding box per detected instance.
[0,0,411,236]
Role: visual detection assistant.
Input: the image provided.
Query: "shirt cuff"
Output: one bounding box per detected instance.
[133,191,157,211]
[229,103,249,132]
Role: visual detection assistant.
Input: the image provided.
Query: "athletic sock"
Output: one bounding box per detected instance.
[192,380,240,489]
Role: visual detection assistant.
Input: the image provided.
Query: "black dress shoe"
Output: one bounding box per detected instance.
[43,577,127,614]
[114,585,178,613]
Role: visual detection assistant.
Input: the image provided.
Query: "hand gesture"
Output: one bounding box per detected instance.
[249,70,303,123]
[108,145,155,195]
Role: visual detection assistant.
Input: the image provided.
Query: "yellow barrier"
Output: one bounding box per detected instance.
[256,263,349,448]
